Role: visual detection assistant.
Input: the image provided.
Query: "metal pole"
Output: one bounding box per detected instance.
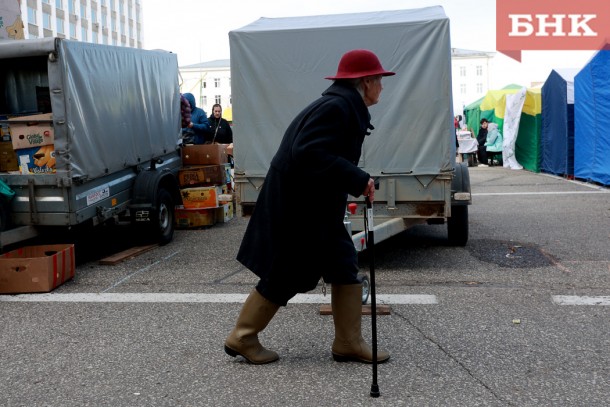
[365,196,380,398]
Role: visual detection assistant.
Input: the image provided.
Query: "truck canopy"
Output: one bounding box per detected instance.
[229,6,454,178]
[0,38,181,181]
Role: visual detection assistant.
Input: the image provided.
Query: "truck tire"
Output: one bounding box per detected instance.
[0,200,8,231]
[151,188,175,246]
[447,205,468,246]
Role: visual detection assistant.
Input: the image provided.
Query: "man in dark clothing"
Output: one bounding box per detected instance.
[224,49,394,365]
[476,118,489,167]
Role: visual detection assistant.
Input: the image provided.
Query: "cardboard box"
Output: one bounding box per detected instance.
[16,145,56,174]
[174,205,217,228]
[181,144,229,165]
[0,141,19,171]
[180,185,223,209]
[0,244,75,294]
[215,201,234,223]
[7,113,54,150]
[178,164,227,188]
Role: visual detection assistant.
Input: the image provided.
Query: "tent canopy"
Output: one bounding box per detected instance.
[574,50,610,186]
[540,68,578,176]
[464,85,542,172]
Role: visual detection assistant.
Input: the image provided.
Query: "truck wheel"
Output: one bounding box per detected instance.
[152,188,175,246]
[0,200,8,231]
[447,205,468,246]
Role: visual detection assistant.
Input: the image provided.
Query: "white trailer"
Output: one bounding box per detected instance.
[229,6,471,248]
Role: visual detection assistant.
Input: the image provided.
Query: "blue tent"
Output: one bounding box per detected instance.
[541,69,578,177]
[574,50,610,186]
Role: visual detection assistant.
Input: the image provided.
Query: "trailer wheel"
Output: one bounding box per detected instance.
[358,272,370,305]
[151,188,175,246]
[447,205,468,246]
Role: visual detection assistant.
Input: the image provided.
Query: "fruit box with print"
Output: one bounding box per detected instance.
[0,244,75,294]
[6,113,54,149]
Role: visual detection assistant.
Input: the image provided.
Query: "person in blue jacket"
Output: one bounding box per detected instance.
[181,93,211,144]
[485,122,503,166]
[224,49,394,365]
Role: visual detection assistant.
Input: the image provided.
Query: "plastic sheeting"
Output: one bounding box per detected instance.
[229,7,454,178]
[540,69,578,177]
[574,50,610,186]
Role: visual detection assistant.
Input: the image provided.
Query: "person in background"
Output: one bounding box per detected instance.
[207,104,233,144]
[224,49,394,365]
[484,122,503,166]
[476,118,489,167]
[181,93,211,144]
[208,103,234,166]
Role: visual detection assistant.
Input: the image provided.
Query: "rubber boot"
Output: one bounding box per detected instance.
[224,289,280,364]
[331,283,390,363]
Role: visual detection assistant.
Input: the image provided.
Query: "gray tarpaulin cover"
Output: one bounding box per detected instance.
[56,40,181,180]
[229,6,454,178]
[0,38,181,180]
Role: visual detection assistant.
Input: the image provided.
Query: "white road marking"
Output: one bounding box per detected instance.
[472,191,608,196]
[552,295,610,306]
[0,293,437,304]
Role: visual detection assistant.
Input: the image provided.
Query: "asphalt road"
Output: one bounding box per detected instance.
[1,167,609,407]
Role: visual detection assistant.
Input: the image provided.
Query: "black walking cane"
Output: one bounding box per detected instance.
[364,196,380,398]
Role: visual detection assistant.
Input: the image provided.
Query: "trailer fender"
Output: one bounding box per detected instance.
[451,162,472,206]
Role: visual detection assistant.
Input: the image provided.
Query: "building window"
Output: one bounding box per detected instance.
[110,0,115,11]
[91,8,97,23]
[80,2,87,18]
[101,12,107,27]
[69,22,76,37]
[92,30,98,43]
[202,81,207,89]
[460,84,467,94]
[43,12,52,29]
[81,26,87,40]
[56,17,64,34]
[202,96,208,106]
[111,16,116,32]
[214,78,220,88]
[476,83,483,93]
[56,0,63,8]
[215,95,222,105]
[68,0,76,14]
[27,6,37,24]
[476,65,483,76]
[42,0,51,4]
[459,66,466,77]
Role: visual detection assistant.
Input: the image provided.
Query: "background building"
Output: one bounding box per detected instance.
[18,0,142,48]
[451,48,495,118]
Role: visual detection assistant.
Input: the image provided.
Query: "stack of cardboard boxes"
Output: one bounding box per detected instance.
[176,144,235,228]
[0,113,55,174]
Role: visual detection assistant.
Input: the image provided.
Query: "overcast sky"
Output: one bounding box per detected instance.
[141,0,596,89]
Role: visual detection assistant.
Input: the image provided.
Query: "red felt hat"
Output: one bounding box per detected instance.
[325,49,395,80]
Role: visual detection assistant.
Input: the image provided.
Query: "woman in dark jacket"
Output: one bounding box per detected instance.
[225,49,395,365]
[207,103,233,144]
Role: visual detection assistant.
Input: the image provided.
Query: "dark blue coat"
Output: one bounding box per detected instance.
[237,82,371,294]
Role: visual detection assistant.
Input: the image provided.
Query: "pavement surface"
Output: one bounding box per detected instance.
[1,167,609,407]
